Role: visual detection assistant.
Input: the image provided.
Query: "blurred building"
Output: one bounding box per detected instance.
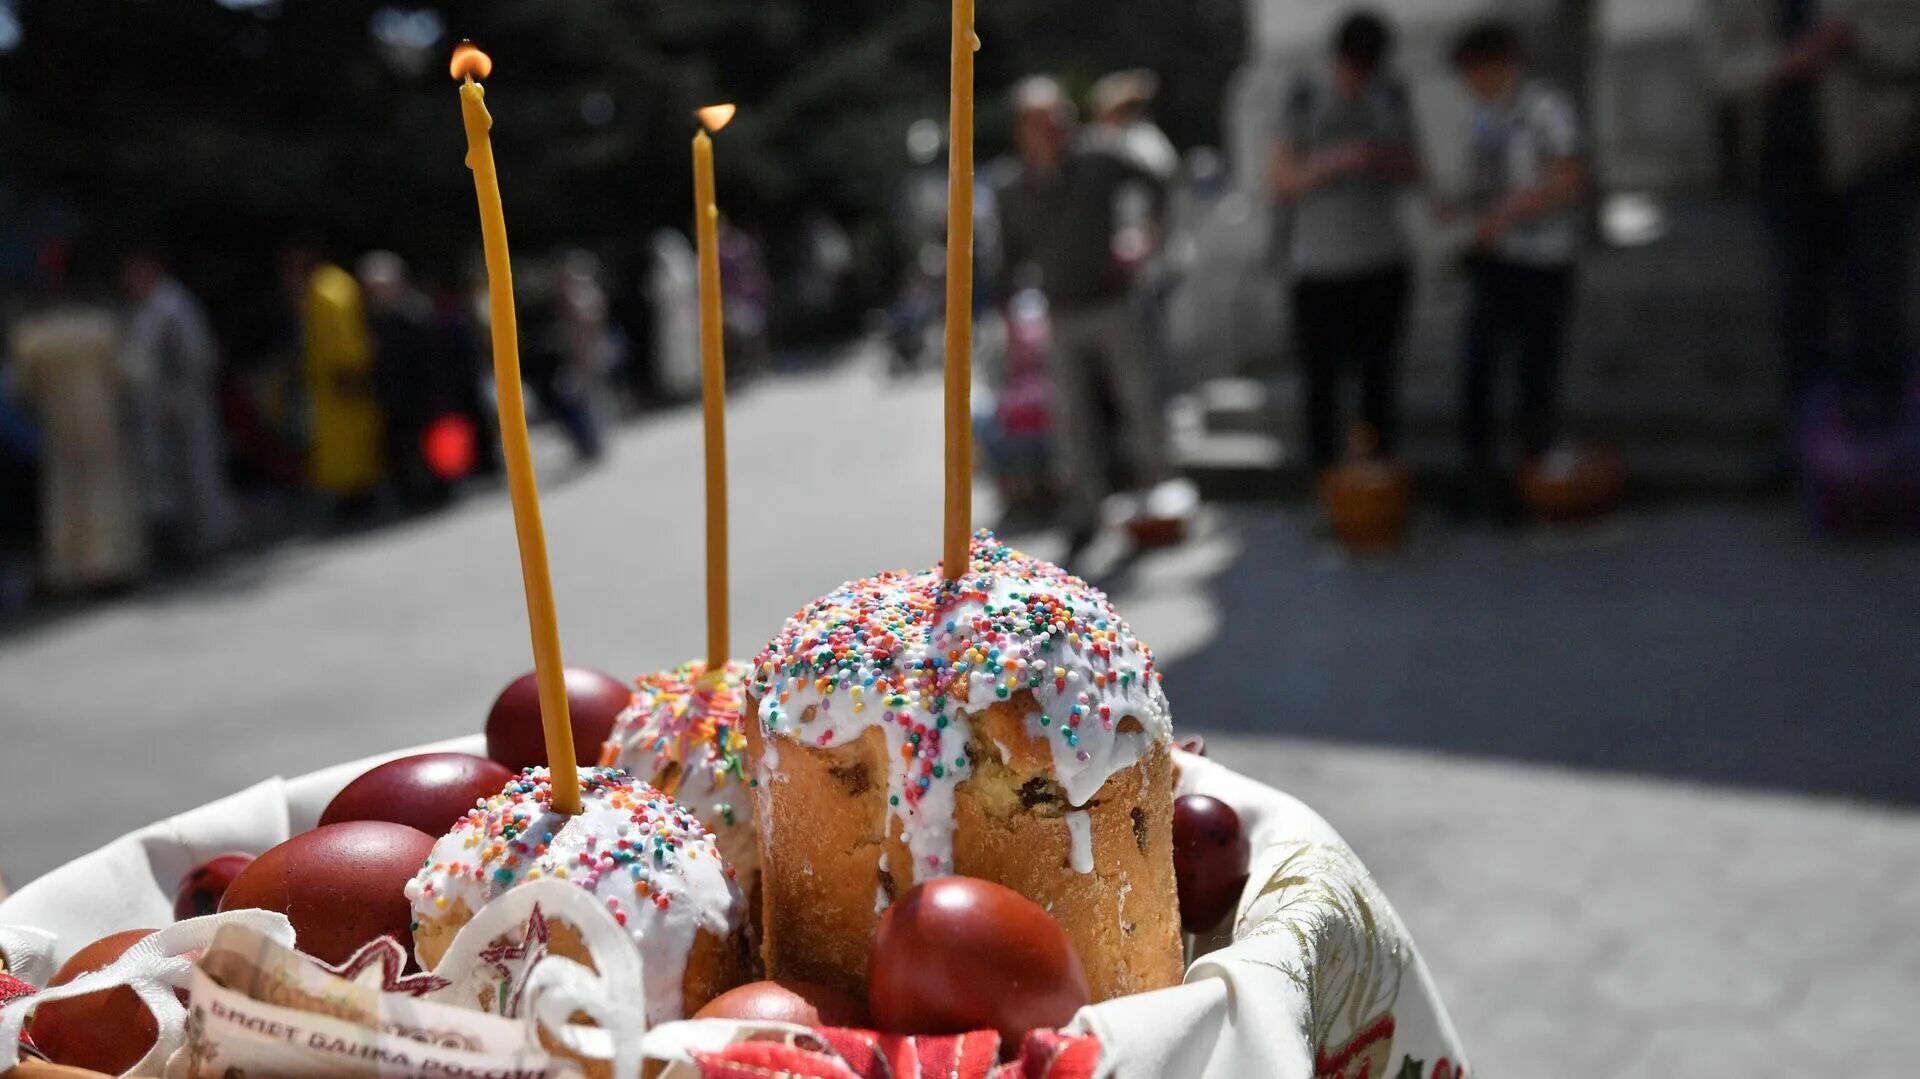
[1168,0,1780,491]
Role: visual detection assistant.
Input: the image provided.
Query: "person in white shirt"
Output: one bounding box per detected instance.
[1449,21,1588,506]
[119,249,237,562]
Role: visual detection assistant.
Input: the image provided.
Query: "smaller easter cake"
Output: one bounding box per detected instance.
[406,767,749,1023]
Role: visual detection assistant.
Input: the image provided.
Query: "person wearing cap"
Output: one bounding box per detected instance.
[1270,9,1424,474]
[1089,68,1180,182]
[999,75,1171,562]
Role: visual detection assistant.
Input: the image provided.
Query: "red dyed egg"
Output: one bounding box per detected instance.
[1172,794,1251,933]
[218,821,435,965]
[695,979,872,1027]
[30,928,160,1074]
[867,877,1089,1043]
[485,667,630,771]
[173,853,255,921]
[319,752,515,836]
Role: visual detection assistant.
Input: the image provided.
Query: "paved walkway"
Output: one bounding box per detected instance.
[0,351,1914,1075]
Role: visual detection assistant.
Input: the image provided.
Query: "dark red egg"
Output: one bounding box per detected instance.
[1172,794,1251,933]
[485,667,630,771]
[173,853,255,921]
[218,821,435,965]
[30,928,161,1074]
[695,979,872,1027]
[867,876,1089,1043]
[319,752,514,836]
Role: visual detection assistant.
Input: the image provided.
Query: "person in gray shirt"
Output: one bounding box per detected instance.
[1270,10,1424,471]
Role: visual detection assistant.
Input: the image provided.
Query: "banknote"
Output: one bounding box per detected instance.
[179,923,580,1079]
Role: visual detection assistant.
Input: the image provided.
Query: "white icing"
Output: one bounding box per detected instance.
[405,768,744,1025]
[599,660,757,877]
[750,533,1172,885]
[1064,810,1094,874]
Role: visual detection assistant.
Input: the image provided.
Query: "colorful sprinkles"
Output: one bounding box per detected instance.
[748,530,1172,878]
[600,659,751,796]
[405,766,744,1022]
[407,767,734,921]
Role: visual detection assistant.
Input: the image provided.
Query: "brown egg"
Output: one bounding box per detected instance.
[319,752,515,836]
[218,821,435,965]
[695,979,872,1028]
[172,852,256,921]
[867,877,1089,1043]
[485,667,630,771]
[30,928,160,1074]
[1172,794,1251,933]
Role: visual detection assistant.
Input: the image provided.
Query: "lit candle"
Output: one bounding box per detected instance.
[943,0,977,579]
[451,42,580,815]
[693,103,736,671]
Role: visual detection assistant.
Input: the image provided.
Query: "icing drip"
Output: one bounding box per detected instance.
[600,660,756,873]
[751,530,1172,880]
[404,768,744,1024]
[1064,810,1094,874]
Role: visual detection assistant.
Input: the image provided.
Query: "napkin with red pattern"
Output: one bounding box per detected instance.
[690,1028,1099,1079]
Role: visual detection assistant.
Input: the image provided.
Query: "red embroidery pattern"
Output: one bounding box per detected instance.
[692,1028,1101,1079]
[1314,1013,1396,1079]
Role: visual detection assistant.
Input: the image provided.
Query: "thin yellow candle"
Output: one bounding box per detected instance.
[451,42,580,815]
[943,0,977,579]
[693,103,736,671]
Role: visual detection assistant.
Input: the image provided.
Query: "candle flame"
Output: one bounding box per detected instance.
[695,104,737,133]
[450,41,493,82]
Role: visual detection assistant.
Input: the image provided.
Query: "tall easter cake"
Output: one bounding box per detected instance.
[744,532,1182,1000]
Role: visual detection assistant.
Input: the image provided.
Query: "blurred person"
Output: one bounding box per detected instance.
[1091,69,1183,403]
[1270,10,1424,472]
[7,267,145,592]
[431,279,498,478]
[1449,22,1588,512]
[1708,0,1920,428]
[720,224,773,384]
[358,250,452,511]
[282,240,382,520]
[522,251,605,462]
[999,75,1171,560]
[0,354,42,609]
[119,248,238,562]
[646,228,700,402]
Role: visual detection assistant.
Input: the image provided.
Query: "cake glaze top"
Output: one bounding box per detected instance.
[749,531,1172,880]
[404,767,743,1023]
[599,660,759,879]
[600,660,751,826]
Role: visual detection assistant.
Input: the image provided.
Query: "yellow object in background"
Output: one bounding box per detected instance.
[300,263,381,497]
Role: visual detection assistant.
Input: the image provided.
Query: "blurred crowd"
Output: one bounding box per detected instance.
[979,2,1918,540]
[972,15,1598,544]
[3,2,1915,606]
[0,229,780,609]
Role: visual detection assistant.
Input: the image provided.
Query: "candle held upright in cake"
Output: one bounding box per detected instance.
[451,41,580,815]
[693,104,735,671]
[942,0,977,580]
